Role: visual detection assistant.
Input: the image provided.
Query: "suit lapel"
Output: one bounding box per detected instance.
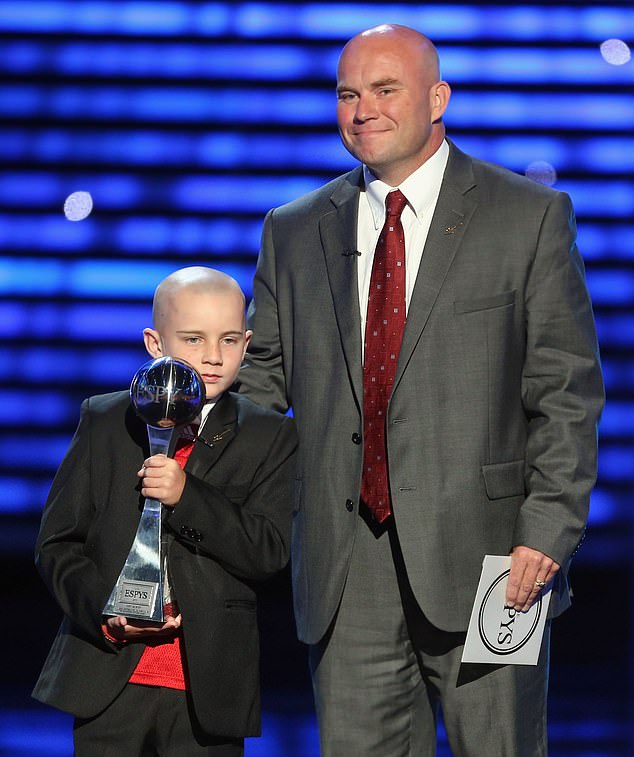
[320,168,365,409]
[394,143,478,391]
[316,151,478,399]
[185,393,237,480]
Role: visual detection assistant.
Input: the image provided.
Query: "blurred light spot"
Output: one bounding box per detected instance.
[525,160,557,186]
[599,38,631,66]
[63,190,93,220]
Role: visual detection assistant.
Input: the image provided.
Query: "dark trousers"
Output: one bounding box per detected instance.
[74,683,244,757]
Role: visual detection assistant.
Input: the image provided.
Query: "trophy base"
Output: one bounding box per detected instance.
[103,577,164,623]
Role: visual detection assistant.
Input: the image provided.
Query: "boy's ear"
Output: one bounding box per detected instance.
[143,328,163,358]
[242,329,253,360]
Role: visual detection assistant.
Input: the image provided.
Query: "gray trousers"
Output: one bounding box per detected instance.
[309,512,549,757]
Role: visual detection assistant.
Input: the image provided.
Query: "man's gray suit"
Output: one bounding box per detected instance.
[238,140,604,647]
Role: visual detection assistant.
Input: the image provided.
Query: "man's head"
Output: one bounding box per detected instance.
[143,266,252,401]
[336,24,451,187]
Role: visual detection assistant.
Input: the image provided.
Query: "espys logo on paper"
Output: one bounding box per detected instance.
[478,570,542,655]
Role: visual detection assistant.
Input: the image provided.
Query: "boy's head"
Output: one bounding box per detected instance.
[143,267,252,402]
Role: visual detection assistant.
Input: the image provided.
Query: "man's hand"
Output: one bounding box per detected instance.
[138,454,186,506]
[104,612,182,642]
[506,545,559,612]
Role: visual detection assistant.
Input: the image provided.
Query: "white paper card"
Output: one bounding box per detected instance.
[461,555,551,665]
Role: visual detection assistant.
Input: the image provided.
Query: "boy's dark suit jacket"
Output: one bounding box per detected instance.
[32,390,297,739]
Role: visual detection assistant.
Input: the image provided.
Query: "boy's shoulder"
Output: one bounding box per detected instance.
[229,391,291,423]
[79,391,138,439]
[82,389,131,417]
[228,394,297,460]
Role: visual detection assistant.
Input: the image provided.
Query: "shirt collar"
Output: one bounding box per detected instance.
[363,139,450,230]
[198,399,217,430]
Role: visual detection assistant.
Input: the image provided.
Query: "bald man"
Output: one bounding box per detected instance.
[33,266,297,757]
[237,24,603,756]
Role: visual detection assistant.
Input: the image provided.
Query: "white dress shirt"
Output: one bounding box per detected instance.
[198,400,216,431]
[357,139,450,349]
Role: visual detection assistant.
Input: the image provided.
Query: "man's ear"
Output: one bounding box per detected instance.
[143,327,163,358]
[430,80,451,123]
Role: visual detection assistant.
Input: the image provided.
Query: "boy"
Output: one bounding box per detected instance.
[33,267,298,757]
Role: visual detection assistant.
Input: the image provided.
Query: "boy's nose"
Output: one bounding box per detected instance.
[204,345,222,364]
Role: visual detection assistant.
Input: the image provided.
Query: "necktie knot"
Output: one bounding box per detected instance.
[385,189,408,221]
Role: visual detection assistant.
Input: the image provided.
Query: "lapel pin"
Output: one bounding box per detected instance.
[197,428,232,449]
[444,221,464,235]
[211,429,232,443]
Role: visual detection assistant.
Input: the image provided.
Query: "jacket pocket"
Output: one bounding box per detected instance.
[454,289,516,314]
[482,459,525,500]
[224,599,257,613]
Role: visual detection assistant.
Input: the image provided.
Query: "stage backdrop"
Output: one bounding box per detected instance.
[0,1,632,753]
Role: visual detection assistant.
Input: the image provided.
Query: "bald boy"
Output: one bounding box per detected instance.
[33,267,297,757]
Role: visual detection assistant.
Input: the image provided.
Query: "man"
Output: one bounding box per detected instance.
[237,24,604,756]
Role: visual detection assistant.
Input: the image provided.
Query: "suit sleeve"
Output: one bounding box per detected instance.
[515,191,604,565]
[237,209,290,413]
[34,399,114,646]
[166,414,297,581]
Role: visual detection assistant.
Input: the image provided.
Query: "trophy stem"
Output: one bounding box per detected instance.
[102,425,175,623]
[148,425,174,456]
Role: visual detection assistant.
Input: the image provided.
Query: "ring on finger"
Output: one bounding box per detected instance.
[535,579,546,588]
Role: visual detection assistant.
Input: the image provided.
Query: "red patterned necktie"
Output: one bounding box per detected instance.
[361,189,408,523]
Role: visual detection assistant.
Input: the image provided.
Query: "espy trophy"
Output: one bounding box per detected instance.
[103,356,205,623]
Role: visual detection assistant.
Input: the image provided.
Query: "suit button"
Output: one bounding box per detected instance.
[351,433,362,444]
[345,499,354,512]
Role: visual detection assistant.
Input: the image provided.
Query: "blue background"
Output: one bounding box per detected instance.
[1,1,632,755]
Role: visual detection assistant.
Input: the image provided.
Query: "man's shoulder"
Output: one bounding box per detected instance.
[475,156,558,198]
[450,140,562,203]
[272,167,362,218]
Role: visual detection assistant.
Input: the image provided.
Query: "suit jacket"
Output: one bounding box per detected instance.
[32,390,297,738]
[237,140,604,645]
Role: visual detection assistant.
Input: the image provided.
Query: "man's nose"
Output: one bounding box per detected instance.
[354,93,378,122]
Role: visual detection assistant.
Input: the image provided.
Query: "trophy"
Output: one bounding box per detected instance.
[103,356,206,623]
